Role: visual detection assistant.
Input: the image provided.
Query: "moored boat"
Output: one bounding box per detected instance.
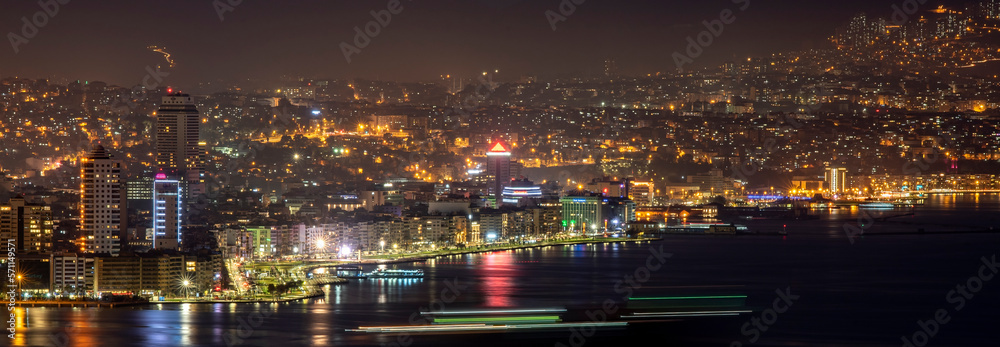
[859,202,894,209]
[365,269,424,278]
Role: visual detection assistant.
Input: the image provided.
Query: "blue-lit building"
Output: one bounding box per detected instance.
[501,179,542,207]
[153,173,183,250]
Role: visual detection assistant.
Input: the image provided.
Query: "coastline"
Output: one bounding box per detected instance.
[22,238,658,308]
[17,291,330,307]
[355,237,661,265]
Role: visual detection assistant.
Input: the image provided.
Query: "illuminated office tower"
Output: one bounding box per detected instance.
[825,167,848,195]
[485,140,512,204]
[81,145,126,255]
[560,195,604,233]
[153,173,182,250]
[156,93,205,200]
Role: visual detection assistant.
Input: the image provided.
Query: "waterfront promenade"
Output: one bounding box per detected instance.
[333,236,657,264]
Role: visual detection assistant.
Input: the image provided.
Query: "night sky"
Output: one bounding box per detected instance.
[0,0,972,89]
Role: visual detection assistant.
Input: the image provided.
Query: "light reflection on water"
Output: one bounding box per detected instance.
[736,193,1000,238]
[481,251,514,307]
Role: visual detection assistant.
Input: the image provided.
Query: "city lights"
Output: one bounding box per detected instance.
[3,2,1000,345]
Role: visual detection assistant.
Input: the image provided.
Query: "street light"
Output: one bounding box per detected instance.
[315,238,326,258]
[380,240,385,253]
[182,280,190,300]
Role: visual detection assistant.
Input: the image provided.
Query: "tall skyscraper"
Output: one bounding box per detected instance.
[81,145,126,255]
[604,58,618,78]
[153,173,182,250]
[156,93,205,200]
[0,197,53,253]
[486,140,512,204]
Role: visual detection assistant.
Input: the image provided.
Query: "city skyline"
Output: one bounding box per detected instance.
[0,0,992,89]
[2,1,1000,346]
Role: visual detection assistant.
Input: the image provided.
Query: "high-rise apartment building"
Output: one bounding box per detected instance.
[629,180,655,206]
[604,58,618,78]
[156,93,205,199]
[0,197,53,253]
[81,145,126,255]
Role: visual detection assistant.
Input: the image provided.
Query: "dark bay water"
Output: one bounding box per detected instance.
[12,194,1000,346]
